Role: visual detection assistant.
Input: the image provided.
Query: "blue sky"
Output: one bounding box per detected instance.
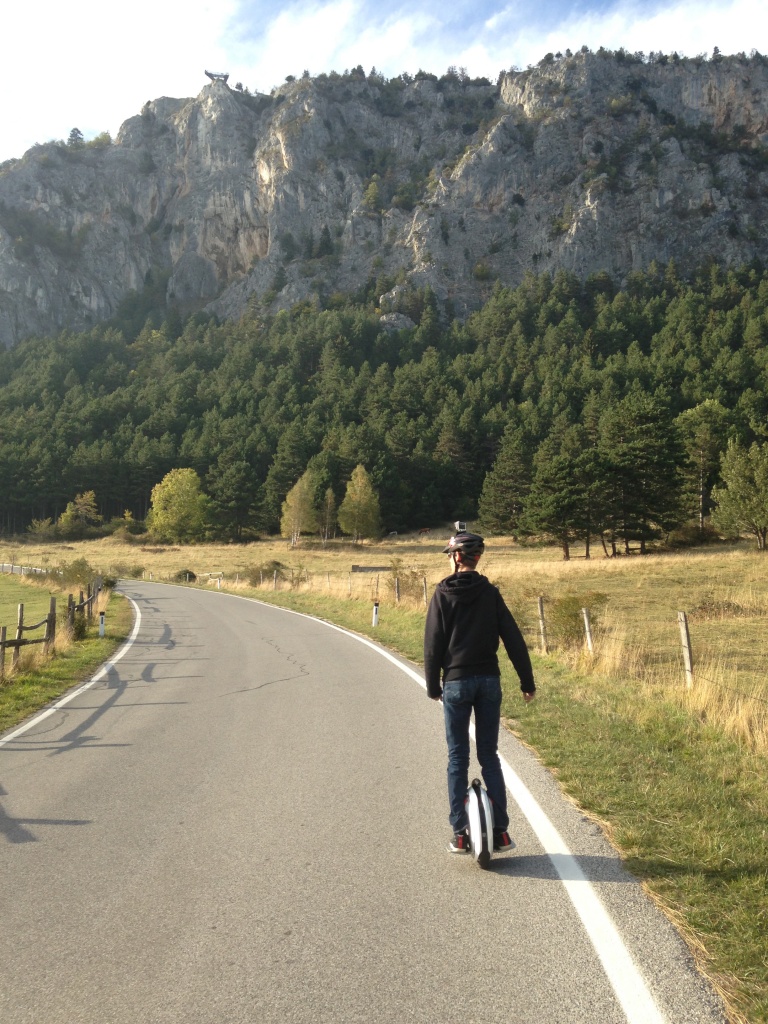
[2,0,764,164]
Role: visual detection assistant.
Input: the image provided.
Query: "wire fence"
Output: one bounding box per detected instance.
[171,563,768,722]
[214,563,768,750]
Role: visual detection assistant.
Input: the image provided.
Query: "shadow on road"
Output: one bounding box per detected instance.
[491,852,636,883]
[0,784,90,844]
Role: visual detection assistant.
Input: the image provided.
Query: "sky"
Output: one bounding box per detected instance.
[2,0,765,164]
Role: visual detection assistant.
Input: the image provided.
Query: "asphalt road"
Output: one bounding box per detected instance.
[0,582,728,1024]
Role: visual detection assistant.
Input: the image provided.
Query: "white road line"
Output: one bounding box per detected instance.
[224,593,668,1024]
[498,754,667,1024]
[0,596,142,749]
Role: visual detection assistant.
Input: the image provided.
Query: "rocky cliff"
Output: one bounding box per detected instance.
[1,49,767,347]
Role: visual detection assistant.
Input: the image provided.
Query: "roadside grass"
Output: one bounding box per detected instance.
[0,583,132,735]
[506,655,768,1024]
[3,536,768,1020]
[0,575,57,675]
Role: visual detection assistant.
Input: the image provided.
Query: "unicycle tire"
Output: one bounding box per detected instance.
[466,778,494,869]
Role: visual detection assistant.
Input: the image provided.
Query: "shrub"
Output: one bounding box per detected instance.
[548,592,608,650]
[666,524,722,548]
[71,614,88,641]
[109,562,145,579]
[57,558,96,588]
[246,561,289,586]
[27,518,55,537]
[389,558,426,601]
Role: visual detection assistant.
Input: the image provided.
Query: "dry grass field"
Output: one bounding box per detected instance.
[3,532,767,751]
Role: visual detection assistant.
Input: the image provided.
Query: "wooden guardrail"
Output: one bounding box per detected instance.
[0,598,57,679]
[0,577,102,681]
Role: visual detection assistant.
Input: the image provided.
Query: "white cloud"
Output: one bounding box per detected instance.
[3,0,239,161]
[225,1,441,90]
[227,0,764,90]
[453,0,766,74]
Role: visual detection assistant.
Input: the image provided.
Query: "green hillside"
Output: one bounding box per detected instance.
[1,261,767,545]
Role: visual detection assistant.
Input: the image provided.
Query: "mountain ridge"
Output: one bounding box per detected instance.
[0,48,767,348]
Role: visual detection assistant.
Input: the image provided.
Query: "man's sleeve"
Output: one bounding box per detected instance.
[497,593,536,693]
[423,594,445,699]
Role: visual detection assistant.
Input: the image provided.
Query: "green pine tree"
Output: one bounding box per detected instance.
[519,425,586,560]
[598,388,687,554]
[477,425,532,536]
[711,441,768,550]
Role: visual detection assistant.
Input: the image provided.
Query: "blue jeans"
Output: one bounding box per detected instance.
[442,675,508,833]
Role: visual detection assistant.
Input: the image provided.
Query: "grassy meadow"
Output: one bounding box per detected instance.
[0,575,56,647]
[0,574,131,733]
[2,532,767,1021]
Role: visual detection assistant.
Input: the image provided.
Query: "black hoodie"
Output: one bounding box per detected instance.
[423,571,535,700]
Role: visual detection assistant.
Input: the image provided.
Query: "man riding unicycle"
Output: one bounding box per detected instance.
[424,531,536,854]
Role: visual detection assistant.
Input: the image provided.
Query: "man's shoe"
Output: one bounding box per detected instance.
[493,830,515,852]
[448,830,471,854]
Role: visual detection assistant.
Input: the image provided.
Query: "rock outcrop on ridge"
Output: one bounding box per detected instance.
[0,49,767,347]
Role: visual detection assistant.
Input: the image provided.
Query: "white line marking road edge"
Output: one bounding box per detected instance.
[0,596,142,750]
[219,590,668,1024]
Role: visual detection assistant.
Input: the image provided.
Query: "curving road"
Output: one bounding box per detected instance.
[0,582,727,1023]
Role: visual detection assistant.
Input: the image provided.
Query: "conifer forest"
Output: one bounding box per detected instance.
[1,260,767,552]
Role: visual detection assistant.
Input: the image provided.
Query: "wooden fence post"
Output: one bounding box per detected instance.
[86,584,93,620]
[395,577,401,605]
[0,625,6,681]
[44,597,56,654]
[273,570,277,591]
[423,576,428,607]
[537,597,548,654]
[582,607,594,654]
[678,611,694,689]
[13,604,24,666]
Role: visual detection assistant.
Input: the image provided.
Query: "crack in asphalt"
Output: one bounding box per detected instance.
[217,634,311,697]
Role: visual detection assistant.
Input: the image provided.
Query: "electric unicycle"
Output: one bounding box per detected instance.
[466,778,495,869]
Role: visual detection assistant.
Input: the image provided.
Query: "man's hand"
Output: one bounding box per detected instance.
[523,691,536,703]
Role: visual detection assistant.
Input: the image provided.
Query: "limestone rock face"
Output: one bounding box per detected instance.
[1,52,767,347]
